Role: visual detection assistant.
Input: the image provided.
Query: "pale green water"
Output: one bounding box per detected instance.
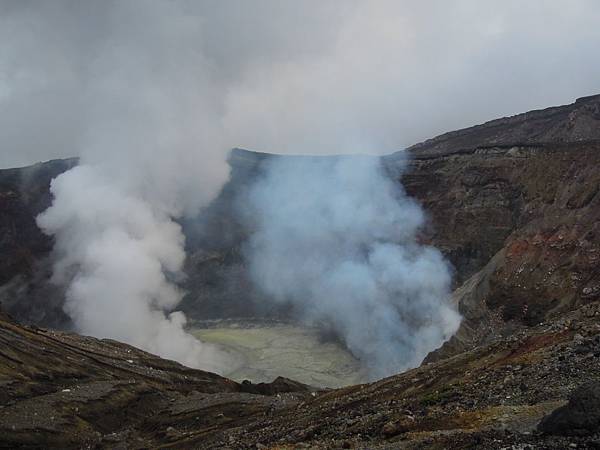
[191,321,366,388]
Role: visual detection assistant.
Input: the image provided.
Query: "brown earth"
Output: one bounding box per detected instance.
[0,308,312,449]
[1,294,599,448]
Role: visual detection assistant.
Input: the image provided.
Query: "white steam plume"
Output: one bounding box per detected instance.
[240,156,461,379]
[37,166,229,371]
[36,1,233,371]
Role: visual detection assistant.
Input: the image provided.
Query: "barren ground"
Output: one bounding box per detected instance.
[192,320,365,388]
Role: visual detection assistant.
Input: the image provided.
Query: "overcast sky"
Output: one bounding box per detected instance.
[1,0,600,168]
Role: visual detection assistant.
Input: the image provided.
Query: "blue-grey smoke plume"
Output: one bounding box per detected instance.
[241,156,461,379]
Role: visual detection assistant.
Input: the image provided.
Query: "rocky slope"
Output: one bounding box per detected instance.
[0,308,312,449]
[402,96,600,358]
[406,93,600,158]
[199,302,600,449]
[1,294,600,448]
[406,137,600,359]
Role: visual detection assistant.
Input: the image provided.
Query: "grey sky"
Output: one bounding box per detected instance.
[1,0,599,168]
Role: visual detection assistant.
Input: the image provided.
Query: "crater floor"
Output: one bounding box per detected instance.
[191,320,366,388]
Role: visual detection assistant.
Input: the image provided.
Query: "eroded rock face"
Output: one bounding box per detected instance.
[0,158,77,286]
[405,141,600,359]
[0,158,77,328]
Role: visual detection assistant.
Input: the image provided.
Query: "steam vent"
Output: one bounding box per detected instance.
[2,2,600,449]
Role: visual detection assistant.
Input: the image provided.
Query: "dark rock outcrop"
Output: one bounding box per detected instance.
[407,139,600,360]
[538,382,600,436]
[0,157,77,286]
[0,158,77,328]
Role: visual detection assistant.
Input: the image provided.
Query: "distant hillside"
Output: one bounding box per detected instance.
[407,94,600,158]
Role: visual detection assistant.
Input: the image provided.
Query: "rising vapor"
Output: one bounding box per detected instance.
[3,0,596,375]
[35,1,234,371]
[37,166,231,371]
[240,156,461,379]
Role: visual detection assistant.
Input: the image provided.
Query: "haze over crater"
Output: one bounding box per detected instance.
[1,0,599,378]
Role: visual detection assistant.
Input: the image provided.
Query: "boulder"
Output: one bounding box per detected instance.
[538,382,600,436]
